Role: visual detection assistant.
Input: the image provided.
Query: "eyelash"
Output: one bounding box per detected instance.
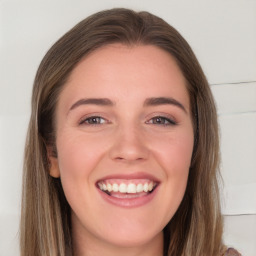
[79,116,107,125]
[79,115,176,126]
[146,116,177,126]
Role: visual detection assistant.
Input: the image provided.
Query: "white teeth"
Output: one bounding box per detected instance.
[99,183,103,190]
[148,182,153,191]
[102,183,107,191]
[112,183,119,192]
[119,183,127,193]
[127,183,136,193]
[136,183,143,193]
[98,181,156,194]
[107,183,112,192]
[143,183,149,192]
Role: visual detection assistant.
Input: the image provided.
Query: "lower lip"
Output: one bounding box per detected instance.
[97,186,159,208]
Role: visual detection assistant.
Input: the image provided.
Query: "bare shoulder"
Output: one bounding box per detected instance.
[224,248,242,256]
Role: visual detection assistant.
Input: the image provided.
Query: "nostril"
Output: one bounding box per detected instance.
[114,156,146,162]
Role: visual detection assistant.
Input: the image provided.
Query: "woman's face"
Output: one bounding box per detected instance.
[50,44,194,250]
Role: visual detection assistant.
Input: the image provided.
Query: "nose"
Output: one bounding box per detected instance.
[109,125,149,162]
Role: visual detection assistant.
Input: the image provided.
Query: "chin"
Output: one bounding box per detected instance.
[102,229,163,248]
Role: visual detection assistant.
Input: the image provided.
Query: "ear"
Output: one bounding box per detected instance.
[47,147,60,178]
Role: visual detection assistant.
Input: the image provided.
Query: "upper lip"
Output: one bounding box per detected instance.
[96,172,160,184]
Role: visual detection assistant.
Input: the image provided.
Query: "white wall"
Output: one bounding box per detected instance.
[0,0,255,255]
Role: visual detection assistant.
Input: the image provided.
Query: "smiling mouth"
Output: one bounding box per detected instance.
[97,179,158,198]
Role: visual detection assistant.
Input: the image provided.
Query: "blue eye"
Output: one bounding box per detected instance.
[147,116,176,126]
[80,116,106,125]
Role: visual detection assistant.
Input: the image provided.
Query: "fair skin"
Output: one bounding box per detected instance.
[49,44,194,256]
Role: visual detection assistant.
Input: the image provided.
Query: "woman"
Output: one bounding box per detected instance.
[20,8,241,256]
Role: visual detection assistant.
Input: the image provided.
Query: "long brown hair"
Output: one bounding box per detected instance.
[21,8,224,256]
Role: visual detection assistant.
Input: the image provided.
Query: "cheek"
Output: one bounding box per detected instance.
[150,130,194,218]
[161,135,193,188]
[164,132,194,194]
[152,129,194,173]
[57,130,105,171]
[55,132,106,198]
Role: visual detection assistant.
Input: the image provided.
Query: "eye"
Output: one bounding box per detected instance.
[146,116,176,126]
[79,116,107,125]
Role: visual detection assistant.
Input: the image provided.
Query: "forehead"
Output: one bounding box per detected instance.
[59,43,190,110]
[71,43,185,80]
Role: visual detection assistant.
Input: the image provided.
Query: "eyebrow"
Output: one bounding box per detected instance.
[69,98,114,111]
[144,97,187,113]
[68,97,187,113]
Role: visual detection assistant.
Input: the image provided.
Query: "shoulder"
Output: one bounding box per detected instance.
[224,248,241,256]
